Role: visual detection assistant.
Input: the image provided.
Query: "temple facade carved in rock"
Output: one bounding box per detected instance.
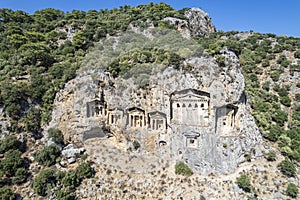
[86,87,239,153]
[49,52,264,174]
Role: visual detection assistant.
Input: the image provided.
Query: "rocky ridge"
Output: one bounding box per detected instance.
[163,7,216,38]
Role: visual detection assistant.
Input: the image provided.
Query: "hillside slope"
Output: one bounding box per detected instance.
[0,3,299,199]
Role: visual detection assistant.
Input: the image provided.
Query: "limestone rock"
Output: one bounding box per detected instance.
[67,157,76,164]
[61,144,85,159]
[46,21,264,175]
[48,46,264,174]
[163,8,215,38]
[184,8,216,36]
[0,106,10,138]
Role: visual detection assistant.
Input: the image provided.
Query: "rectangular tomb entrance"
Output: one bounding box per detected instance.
[170,89,210,126]
[128,107,146,128]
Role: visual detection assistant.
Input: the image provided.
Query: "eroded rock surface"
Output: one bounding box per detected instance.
[163,8,216,38]
[48,46,264,174]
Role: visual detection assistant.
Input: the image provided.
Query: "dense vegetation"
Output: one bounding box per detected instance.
[196,31,300,164]
[0,2,299,199]
[0,3,185,131]
[33,162,94,198]
[0,3,186,198]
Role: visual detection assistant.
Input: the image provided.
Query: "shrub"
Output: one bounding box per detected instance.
[277,55,290,67]
[48,128,64,145]
[236,174,251,192]
[62,171,80,188]
[280,96,291,107]
[0,149,26,177]
[76,162,94,179]
[132,140,141,150]
[270,71,280,81]
[175,162,193,176]
[261,59,270,67]
[278,159,296,177]
[272,109,288,127]
[56,187,76,200]
[274,85,289,97]
[0,186,16,200]
[262,81,270,91]
[0,135,25,153]
[215,55,225,67]
[294,50,300,59]
[265,151,276,161]
[295,93,300,102]
[286,183,298,198]
[34,144,61,166]
[33,169,57,196]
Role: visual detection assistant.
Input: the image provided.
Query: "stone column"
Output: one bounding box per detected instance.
[109,113,112,124]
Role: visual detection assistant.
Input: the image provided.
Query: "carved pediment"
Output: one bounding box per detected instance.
[183,131,200,138]
[171,89,210,101]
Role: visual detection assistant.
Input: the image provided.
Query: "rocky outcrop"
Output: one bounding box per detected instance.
[163,8,216,38]
[61,144,85,165]
[185,8,216,36]
[46,8,262,175]
[47,41,264,174]
[0,106,10,138]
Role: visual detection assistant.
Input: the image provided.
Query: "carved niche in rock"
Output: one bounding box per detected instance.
[215,104,238,135]
[86,99,107,118]
[128,107,146,128]
[148,111,167,131]
[108,108,124,126]
[170,89,210,126]
[183,131,201,148]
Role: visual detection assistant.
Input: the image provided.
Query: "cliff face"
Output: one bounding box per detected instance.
[47,30,264,174]
[163,7,216,38]
[46,8,264,175]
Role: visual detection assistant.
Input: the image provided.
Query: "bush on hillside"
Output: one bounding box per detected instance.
[286,183,298,198]
[236,174,251,192]
[175,161,193,176]
[278,159,296,177]
[33,144,61,166]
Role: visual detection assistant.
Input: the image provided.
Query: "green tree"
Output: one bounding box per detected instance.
[8,34,28,49]
[22,107,41,136]
[175,162,193,176]
[48,128,64,145]
[0,149,26,177]
[0,135,25,153]
[72,30,87,49]
[33,168,57,196]
[236,174,251,192]
[34,144,61,166]
[76,162,94,179]
[12,167,29,184]
[56,187,76,200]
[0,186,16,200]
[19,42,54,67]
[286,183,298,198]
[278,159,296,177]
